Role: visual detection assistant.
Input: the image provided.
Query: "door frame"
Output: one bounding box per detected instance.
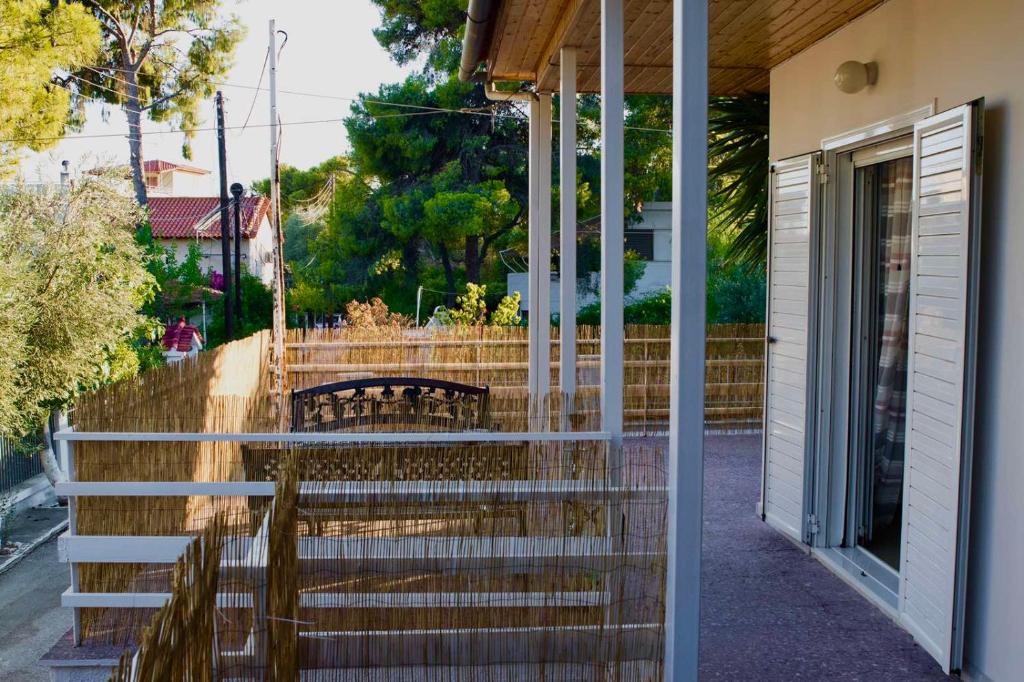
[803,106,934,609]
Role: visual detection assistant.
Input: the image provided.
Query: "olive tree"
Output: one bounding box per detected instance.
[0,173,155,483]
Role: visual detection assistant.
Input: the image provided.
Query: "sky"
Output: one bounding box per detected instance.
[18,0,416,192]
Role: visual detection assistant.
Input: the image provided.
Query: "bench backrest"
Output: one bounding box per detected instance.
[290,377,490,432]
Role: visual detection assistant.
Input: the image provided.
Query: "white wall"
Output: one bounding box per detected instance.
[770,1,1023,678]
[637,200,673,259]
[246,218,275,286]
[507,272,598,314]
[628,201,673,300]
[511,201,673,313]
[164,216,274,288]
[145,169,211,196]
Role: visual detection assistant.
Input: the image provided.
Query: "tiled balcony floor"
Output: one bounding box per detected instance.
[695,434,948,680]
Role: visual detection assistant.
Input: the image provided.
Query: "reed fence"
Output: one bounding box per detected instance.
[285,323,765,433]
[90,436,667,680]
[57,324,760,676]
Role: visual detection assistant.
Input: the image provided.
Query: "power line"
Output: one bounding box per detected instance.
[239,48,270,133]
[9,80,671,145]
[0,106,480,145]
[68,63,671,133]
[0,117,344,145]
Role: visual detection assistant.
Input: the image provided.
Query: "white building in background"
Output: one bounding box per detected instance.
[147,193,275,287]
[142,160,211,196]
[508,201,671,314]
[129,160,275,287]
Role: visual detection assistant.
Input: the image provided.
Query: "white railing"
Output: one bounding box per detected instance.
[52,427,630,648]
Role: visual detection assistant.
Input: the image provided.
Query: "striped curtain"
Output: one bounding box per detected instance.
[870,156,914,527]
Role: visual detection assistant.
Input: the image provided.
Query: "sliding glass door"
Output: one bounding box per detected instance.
[849,153,913,572]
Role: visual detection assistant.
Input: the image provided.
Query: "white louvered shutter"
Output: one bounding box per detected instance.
[761,153,819,543]
[899,102,982,674]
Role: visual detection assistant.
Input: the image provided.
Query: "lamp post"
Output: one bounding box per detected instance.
[230,182,244,323]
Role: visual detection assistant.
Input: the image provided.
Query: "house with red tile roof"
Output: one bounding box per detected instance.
[160,317,204,363]
[148,194,274,286]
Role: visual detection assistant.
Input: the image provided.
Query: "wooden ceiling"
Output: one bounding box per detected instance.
[484,0,886,95]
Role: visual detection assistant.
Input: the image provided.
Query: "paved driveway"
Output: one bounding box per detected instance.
[0,536,71,681]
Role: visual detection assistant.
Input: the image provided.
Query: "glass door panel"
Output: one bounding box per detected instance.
[851,154,913,572]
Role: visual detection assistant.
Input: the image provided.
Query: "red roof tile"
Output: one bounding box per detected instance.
[161,321,203,352]
[143,160,210,175]
[147,196,271,239]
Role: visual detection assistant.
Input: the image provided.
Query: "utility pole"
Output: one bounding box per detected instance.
[230,182,244,321]
[268,20,287,414]
[215,91,234,341]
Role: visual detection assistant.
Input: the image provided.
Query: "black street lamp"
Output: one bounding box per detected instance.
[230,182,244,322]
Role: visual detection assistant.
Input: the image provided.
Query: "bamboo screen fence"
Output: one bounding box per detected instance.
[69,333,275,645]
[286,323,765,433]
[102,438,667,680]
[63,323,759,678]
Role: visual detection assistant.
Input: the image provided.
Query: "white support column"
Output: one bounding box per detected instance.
[527,97,541,402]
[600,0,625,442]
[559,47,578,400]
[537,93,553,407]
[665,1,708,680]
[527,93,553,423]
[600,0,627,660]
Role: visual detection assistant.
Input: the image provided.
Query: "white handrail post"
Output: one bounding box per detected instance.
[559,47,578,407]
[55,414,82,644]
[665,0,708,680]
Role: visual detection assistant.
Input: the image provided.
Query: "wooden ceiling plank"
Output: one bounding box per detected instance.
[488,0,882,95]
[488,0,521,79]
[764,0,883,66]
[511,0,548,78]
[534,0,589,92]
[623,2,673,67]
[738,0,879,68]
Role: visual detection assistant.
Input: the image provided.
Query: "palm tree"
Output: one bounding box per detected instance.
[708,95,769,267]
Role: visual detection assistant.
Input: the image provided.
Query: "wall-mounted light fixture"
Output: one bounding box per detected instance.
[833,60,878,94]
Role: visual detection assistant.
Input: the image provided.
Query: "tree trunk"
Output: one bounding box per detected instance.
[39,413,67,490]
[123,63,148,207]
[439,245,457,307]
[465,235,480,284]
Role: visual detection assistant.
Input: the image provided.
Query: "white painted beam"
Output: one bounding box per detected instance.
[297,481,667,503]
[294,536,661,571]
[58,532,195,563]
[299,591,611,609]
[559,47,578,399]
[61,589,254,609]
[600,0,625,443]
[300,664,662,681]
[60,590,609,611]
[56,481,277,497]
[55,480,665,501]
[58,533,253,564]
[52,428,612,444]
[299,624,663,667]
[665,1,709,680]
